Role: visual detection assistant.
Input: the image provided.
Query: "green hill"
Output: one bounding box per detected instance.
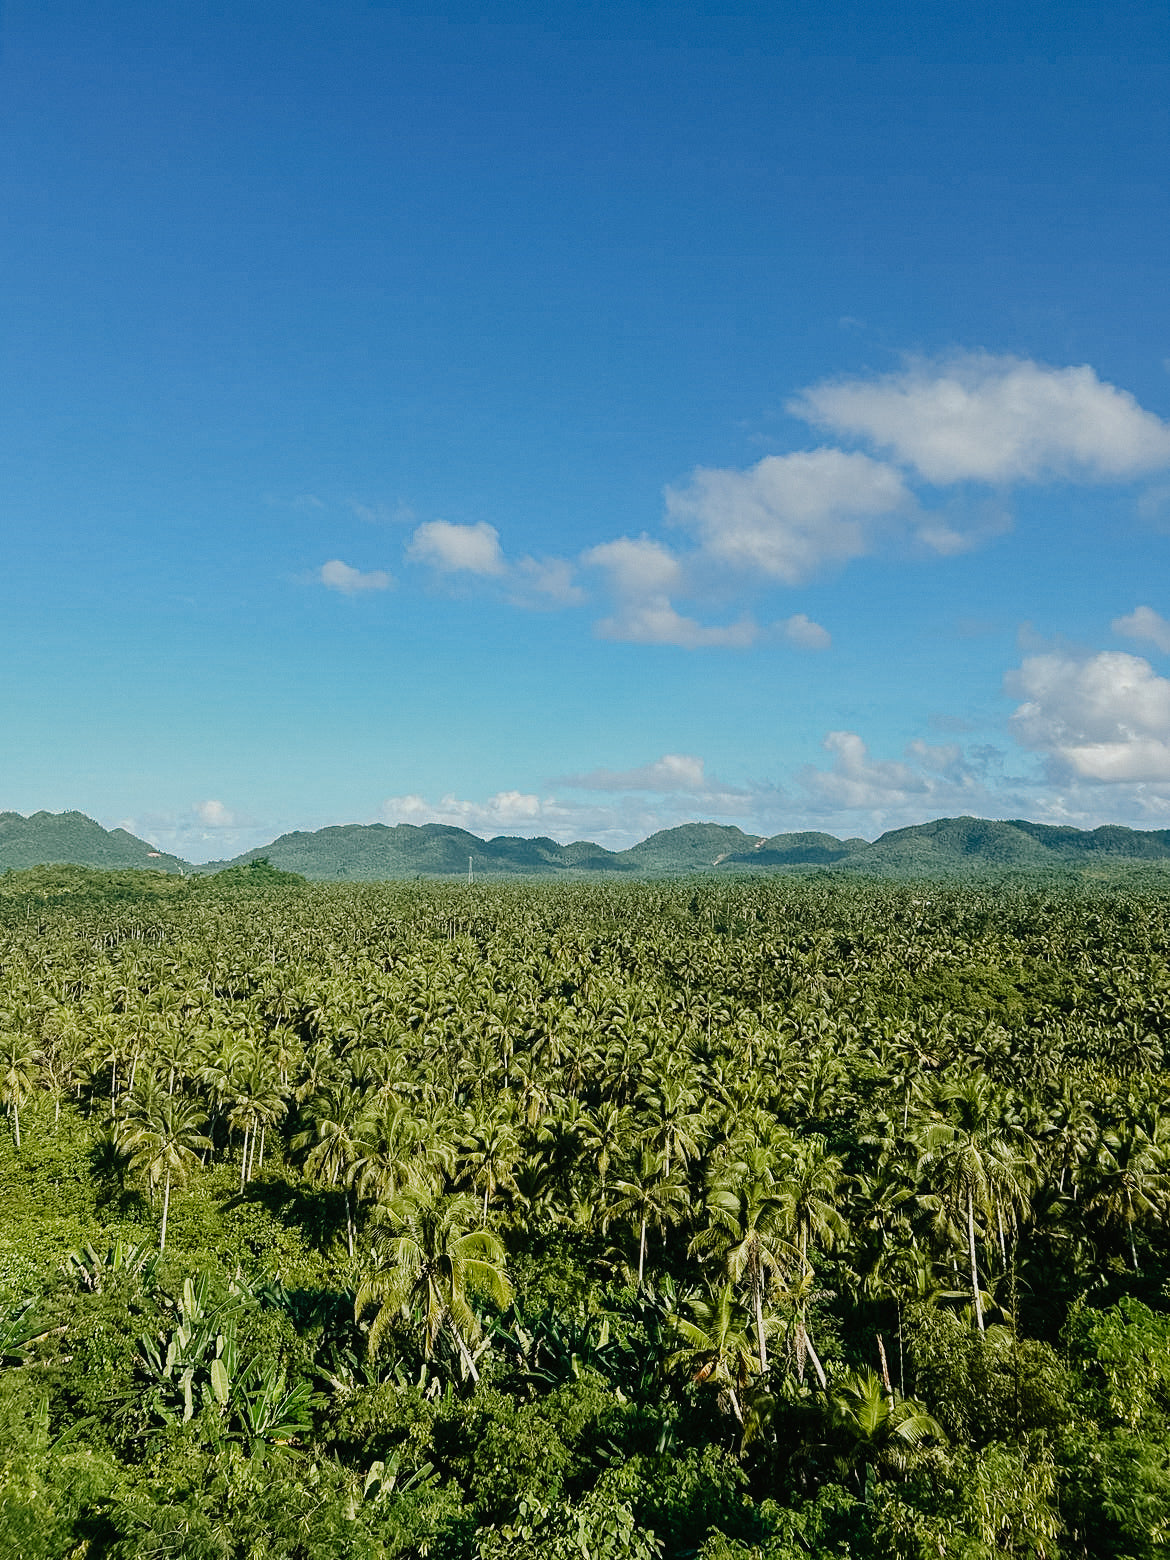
[0,811,187,874]
[201,822,632,879]
[6,808,1170,882]
[618,822,765,871]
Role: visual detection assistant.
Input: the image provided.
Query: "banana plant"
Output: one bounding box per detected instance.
[233,1356,319,1454]
[63,1237,161,1295]
[136,1272,242,1425]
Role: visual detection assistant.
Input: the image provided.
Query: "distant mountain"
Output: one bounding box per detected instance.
[4,810,1170,881]
[200,823,629,879]
[0,811,187,874]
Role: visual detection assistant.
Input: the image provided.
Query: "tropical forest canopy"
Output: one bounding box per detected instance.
[0,867,1169,1556]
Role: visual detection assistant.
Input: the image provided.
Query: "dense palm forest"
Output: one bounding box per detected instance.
[1,864,1169,1557]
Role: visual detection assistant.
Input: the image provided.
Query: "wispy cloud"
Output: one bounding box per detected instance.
[553,753,746,797]
[509,555,586,608]
[583,536,760,647]
[780,613,831,650]
[193,799,238,827]
[380,757,777,849]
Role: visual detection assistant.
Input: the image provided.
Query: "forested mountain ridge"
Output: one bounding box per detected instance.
[4,807,1170,878]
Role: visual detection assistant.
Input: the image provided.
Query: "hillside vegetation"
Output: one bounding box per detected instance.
[0,871,1168,1555]
[6,808,1170,881]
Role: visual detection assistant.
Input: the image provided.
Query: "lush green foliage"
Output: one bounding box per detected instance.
[0,870,1168,1554]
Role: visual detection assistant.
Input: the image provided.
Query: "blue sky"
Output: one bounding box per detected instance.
[4,0,1170,859]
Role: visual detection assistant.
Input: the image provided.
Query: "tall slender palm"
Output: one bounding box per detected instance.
[115,1083,211,1252]
[0,1030,40,1149]
[916,1074,1031,1331]
[610,1148,687,1284]
[292,1082,372,1256]
[355,1188,513,1382]
[695,1146,793,1375]
[1084,1119,1168,1271]
[457,1110,520,1225]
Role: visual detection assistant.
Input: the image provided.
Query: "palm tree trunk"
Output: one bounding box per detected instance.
[968,1187,985,1332]
[803,1326,827,1390]
[240,1125,250,1191]
[753,1279,768,1375]
[449,1318,480,1383]
[345,1188,355,1258]
[638,1216,647,1285]
[160,1168,172,1253]
[12,1099,20,1150]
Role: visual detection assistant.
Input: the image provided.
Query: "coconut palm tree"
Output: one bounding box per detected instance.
[292,1081,373,1256]
[610,1148,687,1284]
[355,1187,513,1383]
[0,1029,40,1148]
[115,1082,211,1252]
[668,1280,759,1427]
[916,1074,1032,1332]
[695,1145,793,1375]
[828,1367,943,1487]
[1084,1118,1168,1272]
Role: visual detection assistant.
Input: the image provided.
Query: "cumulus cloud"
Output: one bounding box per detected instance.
[793,731,996,833]
[383,790,550,831]
[1113,605,1170,654]
[194,800,237,828]
[1007,650,1170,782]
[407,520,506,576]
[380,788,677,847]
[791,353,1170,486]
[780,613,831,650]
[509,555,586,607]
[583,536,759,647]
[584,536,684,595]
[665,449,912,583]
[319,559,393,594]
[800,732,930,811]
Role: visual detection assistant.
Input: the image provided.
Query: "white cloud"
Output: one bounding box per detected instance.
[553,753,747,798]
[510,555,586,607]
[194,799,237,828]
[380,765,778,850]
[319,559,392,594]
[583,536,759,647]
[407,519,506,576]
[665,449,912,583]
[584,536,684,595]
[384,791,550,831]
[594,599,760,649]
[780,613,831,650]
[801,732,930,811]
[351,499,416,526]
[792,353,1170,485]
[1113,605,1170,654]
[1008,650,1170,782]
[793,731,997,834]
